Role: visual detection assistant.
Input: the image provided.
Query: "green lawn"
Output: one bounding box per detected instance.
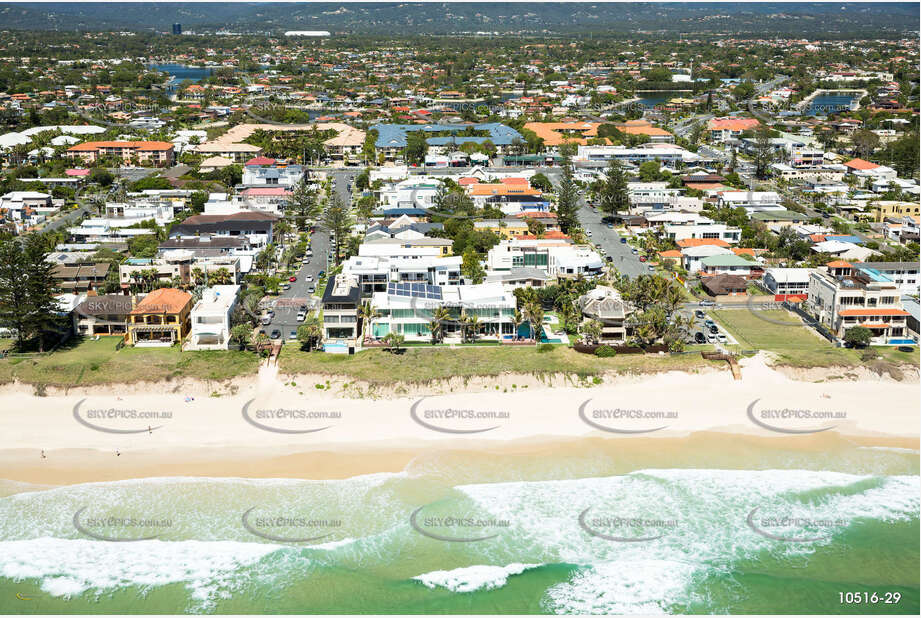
[279,344,711,384]
[711,309,920,369]
[0,336,260,389]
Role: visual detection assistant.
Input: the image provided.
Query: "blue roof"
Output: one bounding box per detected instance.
[826,235,863,245]
[376,207,429,216]
[856,267,893,283]
[370,123,523,148]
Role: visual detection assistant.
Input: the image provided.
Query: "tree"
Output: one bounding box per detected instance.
[319,195,354,265]
[580,319,603,344]
[296,314,323,351]
[638,160,661,182]
[851,129,881,159]
[404,130,428,165]
[357,301,380,342]
[461,248,486,284]
[530,172,552,192]
[0,234,62,352]
[230,324,252,349]
[522,300,544,341]
[89,168,114,187]
[555,153,580,233]
[844,326,873,348]
[289,177,321,230]
[752,125,776,180]
[597,158,629,220]
[382,331,405,353]
[510,309,525,340]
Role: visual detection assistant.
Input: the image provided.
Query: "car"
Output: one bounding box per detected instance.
[605,256,613,262]
[699,299,716,307]
[704,319,715,328]
[308,285,316,293]
[606,223,614,229]
[296,311,306,322]
[586,230,592,236]
[318,270,325,277]
[717,334,728,343]
[631,248,638,254]
[706,332,719,344]
[695,331,706,344]
[288,330,298,340]
[260,315,272,326]
[639,255,647,262]
[709,325,719,335]
[270,329,281,339]
[289,276,297,282]
[694,310,706,319]
[305,274,313,282]
[281,283,291,291]
[620,237,627,244]
[303,258,311,264]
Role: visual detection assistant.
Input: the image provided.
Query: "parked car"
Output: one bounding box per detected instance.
[288,330,298,340]
[694,310,705,319]
[586,230,592,236]
[717,334,728,343]
[620,237,627,244]
[695,331,706,344]
[308,285,316,293]
[706,332,719,344]
[605,256,613,262]
[704,319,715,328]
[260,315,272,326]
[631,248,638,254]
[606,223,614,229]
[296,311,306,322]
[289,276,297,282]
[709,325,719,334]
[699,299,716,307]
[639,256,647,262]
[270,329,281,339]
[305,274,313,282]
[281,283,291,291]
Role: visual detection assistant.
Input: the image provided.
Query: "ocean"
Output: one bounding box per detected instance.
[0,440,917,614]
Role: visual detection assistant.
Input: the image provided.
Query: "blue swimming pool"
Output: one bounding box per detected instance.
[888,338,916,345]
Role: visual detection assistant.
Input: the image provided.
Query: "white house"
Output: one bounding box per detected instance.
[186,285,241,350]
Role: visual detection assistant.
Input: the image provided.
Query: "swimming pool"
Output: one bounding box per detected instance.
[888,338,916,345]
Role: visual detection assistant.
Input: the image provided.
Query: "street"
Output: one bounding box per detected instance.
[578,200,650,278]
[262,169,340,339]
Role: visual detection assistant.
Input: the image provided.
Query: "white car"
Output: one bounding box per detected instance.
[296,311,306,322]
[305,274,314,282]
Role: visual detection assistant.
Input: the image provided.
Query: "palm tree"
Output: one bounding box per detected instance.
[511,309,524,341]
[297,313,323,351]
[464,312,482,343]
[211,267,232,285]
[432,306,452,342]
[357,301,380,342]
[522,301,544,342]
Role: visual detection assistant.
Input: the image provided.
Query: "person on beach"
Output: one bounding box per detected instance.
[40,449,46,459]
[115,449,121,457]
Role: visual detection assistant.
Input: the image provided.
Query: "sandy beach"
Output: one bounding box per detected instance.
[0,354,917,485]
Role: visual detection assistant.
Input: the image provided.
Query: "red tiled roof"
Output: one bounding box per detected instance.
[838,308,909,317]
[826,260,853,268]
[245,156,276,166]
[129,288,192,315]
[844,158,879,171]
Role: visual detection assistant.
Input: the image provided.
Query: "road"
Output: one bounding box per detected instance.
[263,169,339,340]
[672,113,714,139]
[545,170,650,279]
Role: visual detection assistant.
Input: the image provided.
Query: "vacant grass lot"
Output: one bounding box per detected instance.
[279,344,711,384]
[0,336,260,389]
[711,309,919,368]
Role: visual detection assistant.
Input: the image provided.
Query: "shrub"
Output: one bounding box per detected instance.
[537,343,554,353]
[594,345,617,358]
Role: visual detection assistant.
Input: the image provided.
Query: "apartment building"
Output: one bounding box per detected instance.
[169,211,278,247]
[66,141,175,166]
[341,254,463,298]
[707,117,760,142]
[663,222,741,244]
[486,238,604,278]
[808,262,911,345]
[762,267,812,299]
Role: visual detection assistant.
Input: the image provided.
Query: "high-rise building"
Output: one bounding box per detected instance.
[172,23,182,35]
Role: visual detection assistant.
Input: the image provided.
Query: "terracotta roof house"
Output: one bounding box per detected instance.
[66,141,175,166]
[127,288,193,346]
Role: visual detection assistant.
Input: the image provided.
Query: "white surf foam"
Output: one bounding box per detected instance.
[413,563,542,593]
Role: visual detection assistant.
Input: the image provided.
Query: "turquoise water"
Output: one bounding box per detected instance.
[1,442,917,614]
[808,94,858,116]
[149,63,213,83]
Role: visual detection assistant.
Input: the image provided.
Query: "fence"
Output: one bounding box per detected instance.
[783,300,839,344]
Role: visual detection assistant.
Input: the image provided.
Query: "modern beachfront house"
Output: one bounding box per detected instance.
[369,281,517,342]
[321,274,362,354]
[186,285,241,350]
